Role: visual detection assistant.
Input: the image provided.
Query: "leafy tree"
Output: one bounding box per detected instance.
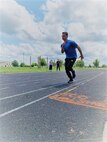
[93,59,100,68]
[12,60,19,67]
[31,63,38,67]
[102,64,107,68]
[20,63,25,67]
[75,60,84,67]
[52,61,56,67]
[88,64,92,68]
[40,58,47,67]
[59,60,63,67]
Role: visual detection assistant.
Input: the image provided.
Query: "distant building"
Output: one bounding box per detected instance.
[0,61,12,67]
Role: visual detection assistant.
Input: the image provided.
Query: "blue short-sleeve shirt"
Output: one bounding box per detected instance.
[61,40,78,59]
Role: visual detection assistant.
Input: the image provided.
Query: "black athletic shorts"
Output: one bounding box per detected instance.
[65,58,76,70]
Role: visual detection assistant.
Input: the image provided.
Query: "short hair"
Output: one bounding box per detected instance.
[62,32,68,36]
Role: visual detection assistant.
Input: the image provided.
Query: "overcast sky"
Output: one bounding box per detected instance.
[0,0,107,65]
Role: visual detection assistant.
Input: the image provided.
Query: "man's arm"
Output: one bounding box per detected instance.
[61,44,65,53]
[61,47,64,53]
[76,45,84,60]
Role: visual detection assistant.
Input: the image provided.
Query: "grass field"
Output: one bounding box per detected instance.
[0,67,50,73]
[0,66,106,73]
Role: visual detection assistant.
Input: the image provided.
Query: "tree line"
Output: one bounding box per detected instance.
[11,58,107,68]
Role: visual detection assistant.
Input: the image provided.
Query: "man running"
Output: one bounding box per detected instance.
[61,32,84,83]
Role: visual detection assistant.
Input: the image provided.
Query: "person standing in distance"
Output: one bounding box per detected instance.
[61,32,84,83]
[49,60,53,71]
[56,59,60,71]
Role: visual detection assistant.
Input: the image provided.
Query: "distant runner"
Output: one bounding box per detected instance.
[61,32,84,83]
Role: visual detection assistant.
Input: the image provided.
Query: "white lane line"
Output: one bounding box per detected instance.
[103,121,107,142]
[67,72,103,92]
[0,80,39,86]
[0,87,9,91]
[0,72,103,118]
[18,84,27,87]
[0,76,62,86]
[0,78,89,101]
[0,87,47,101]
[79,138,102,142]
[0,85,79,118]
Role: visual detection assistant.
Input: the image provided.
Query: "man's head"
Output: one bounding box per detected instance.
[62,32,68,41]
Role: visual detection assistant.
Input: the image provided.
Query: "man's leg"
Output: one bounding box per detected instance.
[58,65,60,71]
[65,59,73,81]
[72,70,76,78]
[70,59,76,78]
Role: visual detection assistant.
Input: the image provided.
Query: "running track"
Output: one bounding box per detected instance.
[0,70,107,142]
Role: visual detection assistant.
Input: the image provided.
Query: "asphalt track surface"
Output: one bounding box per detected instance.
[0,70,107,142]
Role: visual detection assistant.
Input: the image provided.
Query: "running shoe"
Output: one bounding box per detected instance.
[68,79,73,84]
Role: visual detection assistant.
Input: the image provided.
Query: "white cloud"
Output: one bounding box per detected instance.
[0,41,62,64]
[0,0,44,40]
[41,0,107,64]
[0,0,107,65]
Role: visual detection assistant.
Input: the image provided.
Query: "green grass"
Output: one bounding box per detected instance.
[0,67,64,73]
[0,67,107,74]
[74,67,107,70]
[0,67,49,73]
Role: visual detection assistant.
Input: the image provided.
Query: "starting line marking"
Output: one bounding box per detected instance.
[49,92,107,111]
[49,72,107,111]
